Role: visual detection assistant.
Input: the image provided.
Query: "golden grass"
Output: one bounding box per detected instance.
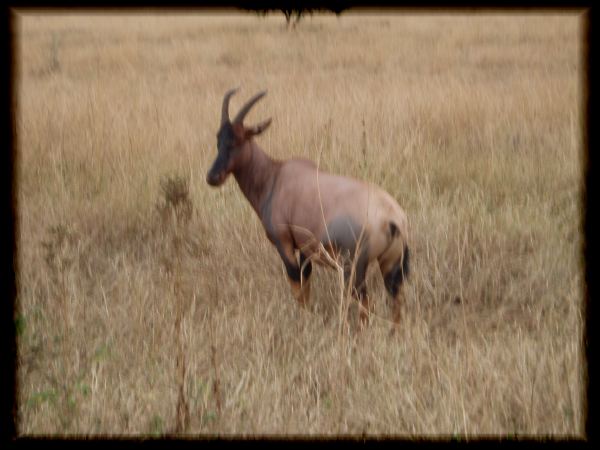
[15,11,585,437]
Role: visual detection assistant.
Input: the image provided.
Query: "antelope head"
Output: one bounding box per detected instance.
[206,88,272,187]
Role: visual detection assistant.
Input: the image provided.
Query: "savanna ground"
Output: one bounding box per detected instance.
[14,12,585,437]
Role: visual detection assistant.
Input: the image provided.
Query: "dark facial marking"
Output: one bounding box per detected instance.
[207,124,241,185]
[217,124,236,152]
[207,150,230,183]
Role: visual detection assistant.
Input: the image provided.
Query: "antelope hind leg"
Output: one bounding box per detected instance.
[382,258,408,336]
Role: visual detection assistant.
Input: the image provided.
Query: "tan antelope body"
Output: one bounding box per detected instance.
[207,89,410,332]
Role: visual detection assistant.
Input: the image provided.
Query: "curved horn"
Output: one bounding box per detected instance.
[221,87,239,124]
[233,90,267,125]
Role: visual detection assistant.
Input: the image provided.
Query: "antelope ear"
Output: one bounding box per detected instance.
[245,118,272,138]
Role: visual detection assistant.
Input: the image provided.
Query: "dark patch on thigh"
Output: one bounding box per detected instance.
[344,257,368,297]
[323,215,370,293]
[389,221,399,238]
[383,265,402,298]
[384,245,410,298]
[321,215,369,259]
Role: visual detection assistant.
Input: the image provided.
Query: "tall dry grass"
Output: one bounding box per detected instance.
[15,12,585,437]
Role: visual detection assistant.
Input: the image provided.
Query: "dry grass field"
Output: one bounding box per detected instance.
[14,11,585,437]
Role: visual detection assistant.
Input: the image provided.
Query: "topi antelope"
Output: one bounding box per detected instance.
[207,89,410,333]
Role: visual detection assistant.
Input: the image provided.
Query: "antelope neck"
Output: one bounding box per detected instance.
[233,141,281,220]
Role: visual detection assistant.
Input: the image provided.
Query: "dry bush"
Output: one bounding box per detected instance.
[15,12,584,437]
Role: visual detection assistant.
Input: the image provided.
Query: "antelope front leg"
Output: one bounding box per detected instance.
[296,252,312,306]
[276,240,311,308]
[287,265,312,308]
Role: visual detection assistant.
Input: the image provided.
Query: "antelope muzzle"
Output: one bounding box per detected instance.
[206,154,229,187]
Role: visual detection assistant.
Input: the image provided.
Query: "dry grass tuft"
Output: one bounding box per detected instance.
[157,175,193,228]
[15,12,584,437]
